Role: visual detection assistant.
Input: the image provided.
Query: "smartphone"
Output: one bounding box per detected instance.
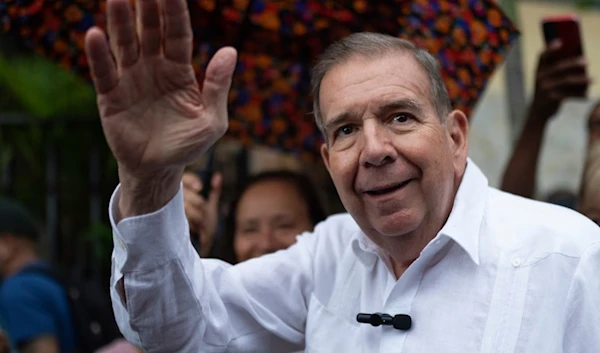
[542,15,584,58]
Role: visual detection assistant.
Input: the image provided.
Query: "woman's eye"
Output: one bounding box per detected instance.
[276,223,295,230]
[240,227,258,235]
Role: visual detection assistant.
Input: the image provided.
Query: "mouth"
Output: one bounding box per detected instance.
[364,179,413,196]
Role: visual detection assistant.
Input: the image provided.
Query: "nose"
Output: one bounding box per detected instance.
[256,227,280,255]
[360,120,397,167]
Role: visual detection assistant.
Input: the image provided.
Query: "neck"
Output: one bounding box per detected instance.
[2,249,38,278]
[381,170,465,279]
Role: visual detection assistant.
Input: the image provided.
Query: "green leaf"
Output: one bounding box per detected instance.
[0,55,97,119]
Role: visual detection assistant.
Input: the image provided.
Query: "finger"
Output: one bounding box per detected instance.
[185,190,206,208]
[544,76,592,92]
[163,0,193,64]
[182,172,202,192]
[540,57,587,78]
[202,47,238,118]
[137,0,162,57]
[538,40,562,67]
[208,172,223,205]
[548,85,590,101]
[185,202,205,224]
[107,0,139,68]
[85,27,118,94]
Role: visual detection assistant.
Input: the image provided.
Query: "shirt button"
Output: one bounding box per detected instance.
[117,238,126,250]
[512,257,521,267]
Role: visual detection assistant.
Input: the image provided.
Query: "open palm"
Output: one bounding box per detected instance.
[84,0,237,177]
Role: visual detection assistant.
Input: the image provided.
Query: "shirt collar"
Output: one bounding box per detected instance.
[354,158,488,266]
[437,158,488,265]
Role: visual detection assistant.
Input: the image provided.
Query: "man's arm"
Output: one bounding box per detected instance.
[501,40,590,198]
[18,336,59,353]
[110,185,315,353]
[500,113,547,198]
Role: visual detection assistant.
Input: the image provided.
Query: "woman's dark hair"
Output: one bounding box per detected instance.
[211,170,327,264]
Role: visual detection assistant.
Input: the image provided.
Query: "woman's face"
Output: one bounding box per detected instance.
[234,179,314,262]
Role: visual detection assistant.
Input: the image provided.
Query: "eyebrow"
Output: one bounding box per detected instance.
[323,98,425,133]
[374,99,425,117]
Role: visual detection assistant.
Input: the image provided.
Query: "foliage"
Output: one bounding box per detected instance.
[0,51,116,279]
[0,55,97,119]
[575,0,600,9]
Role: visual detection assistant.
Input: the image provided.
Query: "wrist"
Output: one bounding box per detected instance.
[117,166,184,220]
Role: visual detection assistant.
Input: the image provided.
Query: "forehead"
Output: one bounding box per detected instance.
[319,52,432,121]
[238,179,304,208]
[236,179,310,222]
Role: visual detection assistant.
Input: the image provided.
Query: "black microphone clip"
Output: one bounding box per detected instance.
[356,312,412,331]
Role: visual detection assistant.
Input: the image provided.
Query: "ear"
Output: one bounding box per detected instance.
[320,143,331,173]
[445,110,469,168]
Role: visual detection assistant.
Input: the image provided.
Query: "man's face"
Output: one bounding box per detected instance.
[319,52,468,241]
[588,104,600,146]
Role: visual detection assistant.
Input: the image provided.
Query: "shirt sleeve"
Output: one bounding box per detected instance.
[562,241,600,351]
[0,278,58,347]
[109,184,316,353]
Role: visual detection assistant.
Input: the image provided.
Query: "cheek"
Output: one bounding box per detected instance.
[233,235,252,260]
[327,153,358,190]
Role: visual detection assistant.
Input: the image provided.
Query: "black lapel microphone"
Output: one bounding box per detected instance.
[356,313,412,331]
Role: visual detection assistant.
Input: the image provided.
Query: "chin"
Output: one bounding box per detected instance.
[368,208,424,237]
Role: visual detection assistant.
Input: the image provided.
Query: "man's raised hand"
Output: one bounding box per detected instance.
[84,0,237,217]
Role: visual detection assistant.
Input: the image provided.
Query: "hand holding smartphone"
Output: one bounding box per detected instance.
[529,14,591,120]
[542,15,585,59]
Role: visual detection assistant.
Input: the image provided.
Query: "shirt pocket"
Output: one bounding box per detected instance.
[305,293,362,353]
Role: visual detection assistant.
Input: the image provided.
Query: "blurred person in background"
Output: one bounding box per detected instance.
[0,198,76,353]
[0,199,144,353]
[578,140,600,225]
[501,39,594,200]
[183,170,328,263]
[182,172,223,257]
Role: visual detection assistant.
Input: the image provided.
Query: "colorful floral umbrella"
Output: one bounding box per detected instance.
[1,0,519,159]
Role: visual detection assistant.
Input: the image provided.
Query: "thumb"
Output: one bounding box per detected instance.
[208,172,223,206]
[202,47,238,118]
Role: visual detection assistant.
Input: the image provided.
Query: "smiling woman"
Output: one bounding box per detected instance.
[213,170,328,264]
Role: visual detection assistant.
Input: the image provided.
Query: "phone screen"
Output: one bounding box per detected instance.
[542,16,584,58]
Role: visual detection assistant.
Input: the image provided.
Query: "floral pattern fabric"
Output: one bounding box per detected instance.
[1,0,519,158]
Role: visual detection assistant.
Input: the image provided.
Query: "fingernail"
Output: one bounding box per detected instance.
[193,181,202,191]
[578,57,588,65]
[550,39,562,48]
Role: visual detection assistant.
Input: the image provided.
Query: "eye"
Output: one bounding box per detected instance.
[392,113,413,123]
[276,222,296,230]
[334,125,355,137]
[239,225,259,235]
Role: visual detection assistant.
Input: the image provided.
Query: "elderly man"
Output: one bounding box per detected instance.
[86,0,600,352]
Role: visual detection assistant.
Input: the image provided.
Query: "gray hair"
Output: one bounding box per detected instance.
[311,32,452,136]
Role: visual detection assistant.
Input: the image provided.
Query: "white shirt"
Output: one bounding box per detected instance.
[109,160,600,353]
